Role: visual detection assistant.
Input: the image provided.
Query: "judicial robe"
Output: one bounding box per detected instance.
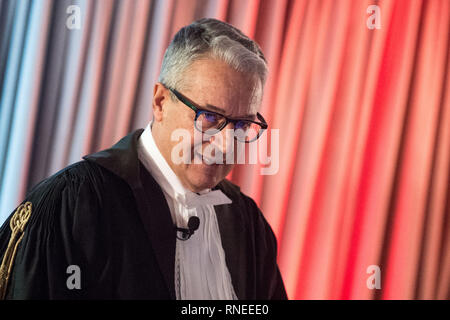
[0,129,287,299]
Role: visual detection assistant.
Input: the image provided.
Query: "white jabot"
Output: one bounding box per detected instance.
[175,190,233,209]
[137,123,237,300]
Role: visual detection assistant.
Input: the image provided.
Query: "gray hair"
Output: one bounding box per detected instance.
[158,18,268,97]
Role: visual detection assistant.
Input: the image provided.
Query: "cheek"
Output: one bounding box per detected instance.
[166,112,198,160]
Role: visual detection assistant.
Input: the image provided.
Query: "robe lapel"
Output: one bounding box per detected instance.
[214,185,250,300]
[134,162,176,299]
[83,129,176,299]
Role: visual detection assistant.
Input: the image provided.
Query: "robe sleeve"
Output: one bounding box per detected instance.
[0,162,103,299]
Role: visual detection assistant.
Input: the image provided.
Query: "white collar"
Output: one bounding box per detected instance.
[138,123,190,198]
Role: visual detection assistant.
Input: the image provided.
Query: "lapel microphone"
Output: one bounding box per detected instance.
[175,216,200,241]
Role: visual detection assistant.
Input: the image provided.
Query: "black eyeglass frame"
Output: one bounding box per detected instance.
[163,84,268,143]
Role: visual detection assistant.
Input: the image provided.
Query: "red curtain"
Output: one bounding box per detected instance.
[227,0,450,299]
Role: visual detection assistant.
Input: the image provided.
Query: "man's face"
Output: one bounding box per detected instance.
[152,57,261,192]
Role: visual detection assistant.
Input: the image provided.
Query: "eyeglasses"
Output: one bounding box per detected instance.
[163,84,268,143]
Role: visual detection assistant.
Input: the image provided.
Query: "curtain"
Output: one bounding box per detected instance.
[0,0,448,299]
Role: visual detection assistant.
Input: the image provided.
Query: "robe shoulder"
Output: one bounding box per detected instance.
[1,160,116,240]
[0,160,127,299]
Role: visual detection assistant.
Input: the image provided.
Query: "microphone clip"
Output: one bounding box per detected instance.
[175,216,200,241]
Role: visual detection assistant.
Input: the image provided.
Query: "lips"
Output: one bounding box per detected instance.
[193,151,222,165]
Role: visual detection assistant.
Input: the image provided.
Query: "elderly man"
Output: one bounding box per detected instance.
[0,18,286,300]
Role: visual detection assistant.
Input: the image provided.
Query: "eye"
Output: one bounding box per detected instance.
[203,112,220,123]
[235,121,251,130]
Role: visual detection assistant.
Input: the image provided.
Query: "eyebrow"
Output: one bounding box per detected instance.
[174,87,256,121]
[203,103,257,121]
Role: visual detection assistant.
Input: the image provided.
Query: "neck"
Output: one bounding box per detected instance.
[151,123,198,193]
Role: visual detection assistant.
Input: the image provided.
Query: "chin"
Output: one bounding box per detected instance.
[186,168,222,191]
[189,175,219,191]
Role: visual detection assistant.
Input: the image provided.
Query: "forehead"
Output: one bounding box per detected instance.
[179,58,262,116]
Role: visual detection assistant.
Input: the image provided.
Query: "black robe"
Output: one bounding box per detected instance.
[0,129,287,299]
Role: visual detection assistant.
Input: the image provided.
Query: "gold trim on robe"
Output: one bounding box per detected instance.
[0,202,32,300]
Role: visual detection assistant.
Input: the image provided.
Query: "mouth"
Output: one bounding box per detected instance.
[193,151,222,166]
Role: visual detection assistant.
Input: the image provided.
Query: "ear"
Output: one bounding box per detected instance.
[152,83,168,122]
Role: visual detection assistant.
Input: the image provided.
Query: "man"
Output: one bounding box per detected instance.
[0,18,287,300]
